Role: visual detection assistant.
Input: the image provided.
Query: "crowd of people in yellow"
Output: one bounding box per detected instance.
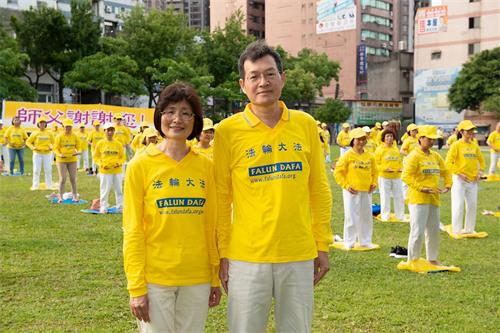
[1,40,499,333]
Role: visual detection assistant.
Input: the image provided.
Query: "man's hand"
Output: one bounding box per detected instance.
[314,251,330,285]
[208,287,222,307]
[219,258,229,294]
[129,294,150,322]
[369,184,377,193]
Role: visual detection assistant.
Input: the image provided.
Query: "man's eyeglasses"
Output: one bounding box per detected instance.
[245,71,279,84]
[160,110,194,121]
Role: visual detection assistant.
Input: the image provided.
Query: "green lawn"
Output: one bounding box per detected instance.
[1,147,499,332]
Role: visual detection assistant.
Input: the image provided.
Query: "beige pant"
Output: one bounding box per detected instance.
[228,259,314,333]
[138,283,210,333]
[407,204,440,261]
[56,162,77,196]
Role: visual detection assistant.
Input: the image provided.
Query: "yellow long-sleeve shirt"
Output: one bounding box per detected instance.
[487,131,500,153]
[446,134,457,147]
[445,139,485,182]
[88,129,105,150]
[371,128,380,141]
[374,144,402,179]
[318,128,330,157]
[376,130,384,145]
[401,148,452,206]
[123,145,219,297]
[4,126,28,149]
[76,131,88,152]
[192,144,213,160]
[26,129,54,154]
[93,139,125,174]
[0,128,6,145]
[334,149,378,191]
[401,136,419,155]
[364,138,377,154]
[130,132,145,152]
[114,124,132,145]
[336,130,351,147]
[54,133,81,163]
[213,101,332,262]
[322,129,331,145]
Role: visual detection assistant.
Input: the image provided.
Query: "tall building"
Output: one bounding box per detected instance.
[413,0,500,133]
[210,0,264,38]
[145,0,210,29]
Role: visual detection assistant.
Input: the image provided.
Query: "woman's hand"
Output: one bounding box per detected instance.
[130,294,150,322]
[347,186,358,195]
[438,187,450,194]
[421,187,435,194]
[369,184,377,193]
[208,287,222,307]
[219,258,229,294]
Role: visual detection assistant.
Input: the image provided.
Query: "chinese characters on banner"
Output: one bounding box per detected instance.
[2,101,154,130]
[316,0,356,34]
[416,5,448,35]
[357,44,368,84]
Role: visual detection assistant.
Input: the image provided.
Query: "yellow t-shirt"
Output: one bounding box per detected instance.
[114,124,132,145]
[401,136,419,155]
[93,139,125,174]
[54,133,81,163]
[88,130,105,149]
[123,145,219,297]
[445,139,485,181]
[374,144,402,179]
[401,132,409,142]
[334,149,378,191]
[192,144,214,160]
[446,134,457,147]
[0,128,6,145]
[402,148,452,206]
[4,126,28,149]
[322,129,331,145]
[76,131,88,152]
[26,129,54,154]
[336,130,351,147]
[487,131,500,153]
[213,101,332,262]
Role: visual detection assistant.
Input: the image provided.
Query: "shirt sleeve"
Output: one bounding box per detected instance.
[53,135,61,156]
[213,128,233,259]
[333,154,348,190]
[307,121,333,252]
[477,145,485,171]
[402,152,423,191]
[438,154,452,188]
[123,160,148,297]
[444,142,457,173]
[26,131,36,151]
[370,154,378,187]
[205,161,220,287]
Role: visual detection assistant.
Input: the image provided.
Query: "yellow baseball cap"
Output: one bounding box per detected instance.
[382,121,389,127]
[92,120,101,126]
[375,122,382,129]
[362,126,371,133]
[407,123,418,132]
[349,127,367,141]
[62,119,74,127]
[202,118,215,131]
[457,120,476,132]
[321,122,327,127]
[37,116,48,124]
[342,123,350,128]
[140,121,149,128]
[418,125,442,139]
[143,127,158,138]
[114,113,123,120]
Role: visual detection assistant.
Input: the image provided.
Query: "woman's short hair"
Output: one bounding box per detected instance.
[381,129,396,143]
[154,83,203,140]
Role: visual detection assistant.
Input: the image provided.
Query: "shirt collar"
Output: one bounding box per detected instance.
[145,142,198,157]
[242,101,290,127]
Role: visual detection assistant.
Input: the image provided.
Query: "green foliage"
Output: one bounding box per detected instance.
[64,52,144,100]
[313,98,351,124]
[294,48,340,96]
[0,24,37,101]
[281,67,316,106]
[69,0,102,59]
[481,95,500,114]
[449,47,500,113]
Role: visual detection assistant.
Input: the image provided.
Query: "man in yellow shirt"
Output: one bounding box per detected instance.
[214,41,332,333]
[113,113,132,160]
[130,121,149,153]
[4,116,28,175]
[76,124,89,172]
[93,123,125,213]
[336,123,351,156]
[487,122,500,175]
[446,128,458,148]
[88,120,105,175]
[0,120,9,173]
[26,116,54,189]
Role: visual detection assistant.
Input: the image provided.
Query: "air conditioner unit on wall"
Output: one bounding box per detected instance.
[105,5,112,13]
[382,42,388,48]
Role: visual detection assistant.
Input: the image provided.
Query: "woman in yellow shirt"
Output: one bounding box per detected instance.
[363,126,377,153]
[123,83,220,332]
[26,116,54,189]
[336,123,351,156]
[4,116,28,175]
[133,127,159,157]
[130,121,149,153]
[374,129,404,221]
[402,125,451,265]
[400,124,419,156]
[486,122,500,175]
[88,120,105,175]
[334,127,378,249]
[76,124,89,172]
[53,119,81,202]
[193,118,215,160]
[445,120,485,236]
[0,120,9,173]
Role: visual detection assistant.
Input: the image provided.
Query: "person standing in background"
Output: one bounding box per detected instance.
[76,124,89,173]
[4,116,28,175]
[26,116,54,190]
[0,120,10,173]
[486,122,500,176]
[88,120,105,175]
[337,123,351,156]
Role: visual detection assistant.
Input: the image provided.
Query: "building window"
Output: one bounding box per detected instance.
[431,51,442,60]
[469,0,480,2]
[360,93,369,100]
[361,0,392,11]
[361,29,392,42]
[469,17,480,29]
[362,14,392,27]
[468,43,480,55]
[7,0,18,3]
[366,46,390,57]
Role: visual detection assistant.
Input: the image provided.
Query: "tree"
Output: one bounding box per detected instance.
[64,53,144,102]
[280,67,316,108]
[312,98,351,124]
[449,47,500,113]
[293,48,340,96]
[0,24,37,101]
[120,7,196,107]
[482,95,500,114]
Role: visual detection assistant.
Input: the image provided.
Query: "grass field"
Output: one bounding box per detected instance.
[1,146,499,332]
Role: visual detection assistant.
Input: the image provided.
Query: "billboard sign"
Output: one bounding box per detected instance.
[316,0,356,34]
[357,44,367,84]
[416,5,448,34]
[349,100,403,126]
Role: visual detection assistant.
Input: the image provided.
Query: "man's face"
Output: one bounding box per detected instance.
[239,55,285,107]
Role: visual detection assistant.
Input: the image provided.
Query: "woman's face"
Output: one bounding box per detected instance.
[146,136,157,145]
[353,136,367,150]
[385,133,394,145]
[160,100,194,142]
[13,117,21,127]
[199,129,214,144]
[39,122,47,130]
[462,129,474,140]
[419,136,434,150]
[64,126,72,134]
[410,129,418,137]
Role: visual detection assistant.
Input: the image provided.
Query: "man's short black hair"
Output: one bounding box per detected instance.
[238,40,283,79]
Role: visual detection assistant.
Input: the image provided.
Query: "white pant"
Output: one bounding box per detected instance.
[340,146,350,156]
[77,149,89,169]
[407,204,440,261]
[99,173,123,211]
[32,152,53,189]
[228,259,314,333]
[489,151,499,174]
[1,144,10,171]
[138,283,210,333]
[342,190,373,248]
[451,174,478,234]
[379,177,405,220]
